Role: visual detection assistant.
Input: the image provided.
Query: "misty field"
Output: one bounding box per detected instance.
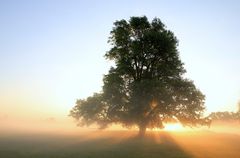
[0,130,240,158]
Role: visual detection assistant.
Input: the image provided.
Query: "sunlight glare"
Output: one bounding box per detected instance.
[164,123,184,131]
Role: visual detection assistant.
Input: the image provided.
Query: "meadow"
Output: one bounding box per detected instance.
[0,129,240,158]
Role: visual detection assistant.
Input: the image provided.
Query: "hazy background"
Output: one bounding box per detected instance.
[0,0,240,132]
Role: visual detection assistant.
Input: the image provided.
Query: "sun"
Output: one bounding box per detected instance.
[164,123,185,131]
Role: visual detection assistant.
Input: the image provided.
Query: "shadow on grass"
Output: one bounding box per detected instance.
[0,131,193,158]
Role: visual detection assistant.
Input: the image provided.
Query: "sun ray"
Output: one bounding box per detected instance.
[164,123,185,131]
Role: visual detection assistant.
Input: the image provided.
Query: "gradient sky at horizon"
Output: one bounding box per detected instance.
[0,0,240,123]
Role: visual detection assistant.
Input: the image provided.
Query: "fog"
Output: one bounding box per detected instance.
[0,117,84,135]
[210,120,240,134]
[1,118,240,158]
[1,116,240,135]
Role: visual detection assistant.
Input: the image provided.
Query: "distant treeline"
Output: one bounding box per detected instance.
[209,111,240,122]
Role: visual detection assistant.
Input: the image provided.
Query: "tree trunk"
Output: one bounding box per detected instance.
[138,124,147,137]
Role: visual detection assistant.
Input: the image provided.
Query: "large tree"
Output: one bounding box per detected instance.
[70,16,209,136]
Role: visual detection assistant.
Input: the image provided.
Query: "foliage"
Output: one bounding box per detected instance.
[70,16,209,134]
[238,101,240,112]
[208,101,240,122]
[209,111,240,122]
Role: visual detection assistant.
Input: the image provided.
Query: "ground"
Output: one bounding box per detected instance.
[0,130,240,158]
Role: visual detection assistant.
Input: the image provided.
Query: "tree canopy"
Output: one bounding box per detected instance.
[70,16,209,136]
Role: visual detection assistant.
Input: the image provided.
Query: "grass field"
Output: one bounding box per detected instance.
[0,130,240,158]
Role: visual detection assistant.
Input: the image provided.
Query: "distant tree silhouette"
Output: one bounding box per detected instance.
[70,16,209,137]
[238,101,240,113]
[209,111,236,121]
[209,101,240,123]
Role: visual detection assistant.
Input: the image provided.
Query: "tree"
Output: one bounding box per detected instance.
[208,101,240,123]
[70,16,209,137]
[209,111,237,121]
[238,101,240,113]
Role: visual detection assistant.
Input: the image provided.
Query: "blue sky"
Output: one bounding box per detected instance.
[0,0,240,121]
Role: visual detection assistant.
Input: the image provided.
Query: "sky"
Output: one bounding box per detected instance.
[0,0,240,126]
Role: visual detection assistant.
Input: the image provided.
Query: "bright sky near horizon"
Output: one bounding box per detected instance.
[0,0,240,124]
